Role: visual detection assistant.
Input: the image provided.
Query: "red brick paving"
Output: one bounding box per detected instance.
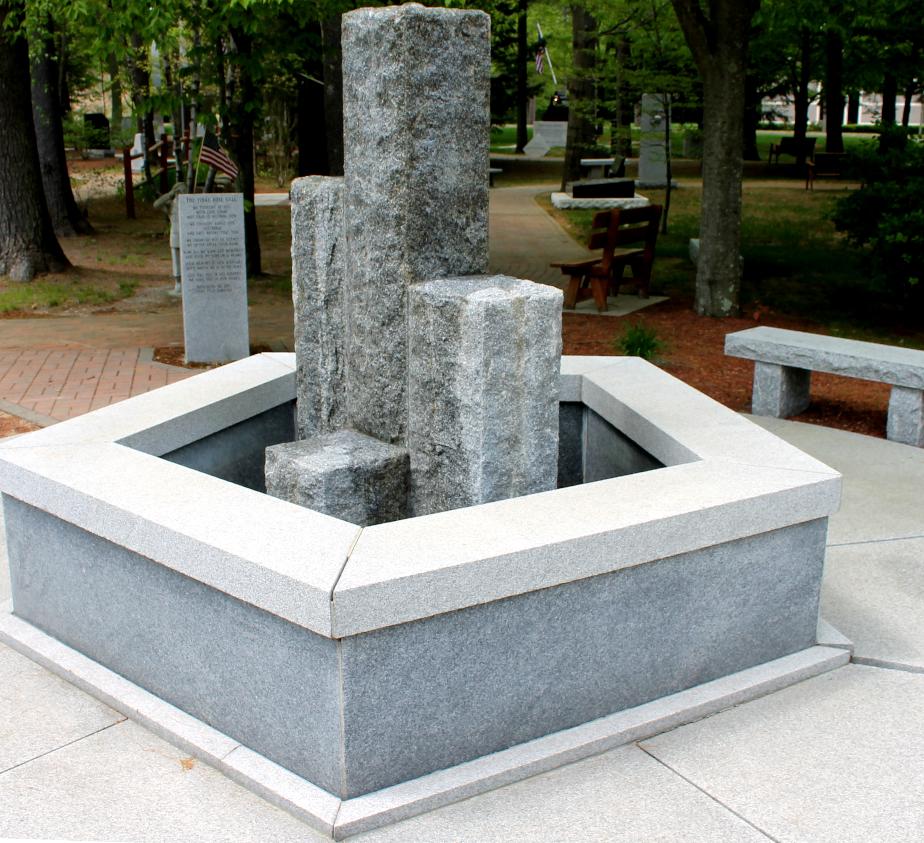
[0,348,193,423]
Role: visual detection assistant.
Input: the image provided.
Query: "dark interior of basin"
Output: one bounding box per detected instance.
[158,400,665,500]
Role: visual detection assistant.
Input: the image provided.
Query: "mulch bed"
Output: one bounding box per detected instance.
[563,298,889,438]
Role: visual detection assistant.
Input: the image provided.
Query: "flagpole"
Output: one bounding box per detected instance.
[536,23,558,86]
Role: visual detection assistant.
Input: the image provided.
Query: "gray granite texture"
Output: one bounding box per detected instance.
[407,275,562,515]
[290,177,347,441]
[162,403,294,492]
[336,518,827,797]
[178,193,250,364]
[5,498,344,795]
[265,430,409,526]
[341,4,490,445]
[638,93,668,187]
[582,404,662,481]
[726,325,924,389]
[751,361,811,417]
[886,385,924,446]
[557,402,584,488]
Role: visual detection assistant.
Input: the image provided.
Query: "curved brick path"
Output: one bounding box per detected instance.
[0,185,585,425]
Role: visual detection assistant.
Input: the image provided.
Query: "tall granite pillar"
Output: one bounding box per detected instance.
[290,177,346,439]
[341,4,491,445]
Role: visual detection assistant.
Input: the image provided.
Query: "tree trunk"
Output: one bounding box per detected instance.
[846,91,859,124]
[0,18,69,281]
[793,27,811,166]
[321,14,344,176]
[228,26,261,276]
[671,0,755,317]
[561,6,598,191]
[31,32,93,237]
[298,21,328,176]
[824,29,844,153]
[515,0,528,154]
[881,72,897,126]
[129,33,155,183]
[901,83,914,127]
[108,53,122,129]
[742,74,760,160]
[611,33,633,159]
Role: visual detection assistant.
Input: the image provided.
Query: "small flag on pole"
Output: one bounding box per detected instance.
[535,44,546,75]
[198,131,239,179]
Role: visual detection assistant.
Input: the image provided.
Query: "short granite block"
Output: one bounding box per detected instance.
[265,430,409,526]
[886,385,924,446]
[342,5,491,445]
[752,361,811,417]
[337,519,827,797]
[407,276,562,515]
[290,177,347,440]
[5,498,343,795]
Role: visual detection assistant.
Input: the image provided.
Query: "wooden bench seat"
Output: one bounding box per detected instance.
[725,326,924,446]
[551,205,662,312]
[805,153,849,189]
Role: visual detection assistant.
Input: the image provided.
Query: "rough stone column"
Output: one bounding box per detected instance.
[408,276,562,515]
[752,361,811,417]
[290,176,346,439]
[341,4,491,446]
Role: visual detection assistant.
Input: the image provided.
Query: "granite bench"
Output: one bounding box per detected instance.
[725,326,924,446]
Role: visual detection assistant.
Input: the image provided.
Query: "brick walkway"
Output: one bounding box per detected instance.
[0,348,193,425]
[0,185,585,428]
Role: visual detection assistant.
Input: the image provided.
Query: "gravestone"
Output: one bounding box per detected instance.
[269,3,562,522]
[638,93,670,188]
[178,193,250,363]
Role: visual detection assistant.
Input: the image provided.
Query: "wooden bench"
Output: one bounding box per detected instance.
[768,136,816,166]
[805,152,849,190]
[551,205,662,312]
[725,327,924,446]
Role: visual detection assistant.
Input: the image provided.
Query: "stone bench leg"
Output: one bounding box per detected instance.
[887,386,924,446]
[751,362,811,417]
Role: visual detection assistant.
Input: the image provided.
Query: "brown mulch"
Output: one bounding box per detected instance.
[0,411,40,439]
[563,298,890,439]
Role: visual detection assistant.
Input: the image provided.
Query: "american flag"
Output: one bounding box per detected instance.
[198,131,239,179]
[535,44,545,75]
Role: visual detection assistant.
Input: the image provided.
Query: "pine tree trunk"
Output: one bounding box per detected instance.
[515,0,528,154]
[31,32,93,237]
[824,30,844,154]
[321,14,344,177]
[561,6,597,191]
[793,27,811,166]
[742,74,760,160]
[228,26,261,277]
[881,73,897,127]
[0,17,69,281]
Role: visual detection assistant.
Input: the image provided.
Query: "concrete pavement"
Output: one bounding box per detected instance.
[1,416,923,840]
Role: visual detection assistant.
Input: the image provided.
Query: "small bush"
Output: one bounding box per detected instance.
[614,322,665,361]
[830,128,924,296]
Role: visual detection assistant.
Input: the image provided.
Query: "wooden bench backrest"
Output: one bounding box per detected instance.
[776,136,816,157]
[587,206,663,271]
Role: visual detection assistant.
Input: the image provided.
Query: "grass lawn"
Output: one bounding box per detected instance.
[542,177,920,344]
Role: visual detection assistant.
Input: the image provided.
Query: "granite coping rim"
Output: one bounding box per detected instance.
[0,354,841,638]
[0,605,850,840]
[725,326,924,388]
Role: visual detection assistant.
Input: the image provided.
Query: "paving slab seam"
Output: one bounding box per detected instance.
[851,656,924,675]
[636,744,780,842]
[0,717,126,778]
[827,534,924,548]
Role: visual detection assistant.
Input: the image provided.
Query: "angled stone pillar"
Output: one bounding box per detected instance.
[290,176,346,439]
[341,4,491,446]
[408,276,562,515]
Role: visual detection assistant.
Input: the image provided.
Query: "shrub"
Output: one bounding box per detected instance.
[830,128,924,296]
[614,322,665,361]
